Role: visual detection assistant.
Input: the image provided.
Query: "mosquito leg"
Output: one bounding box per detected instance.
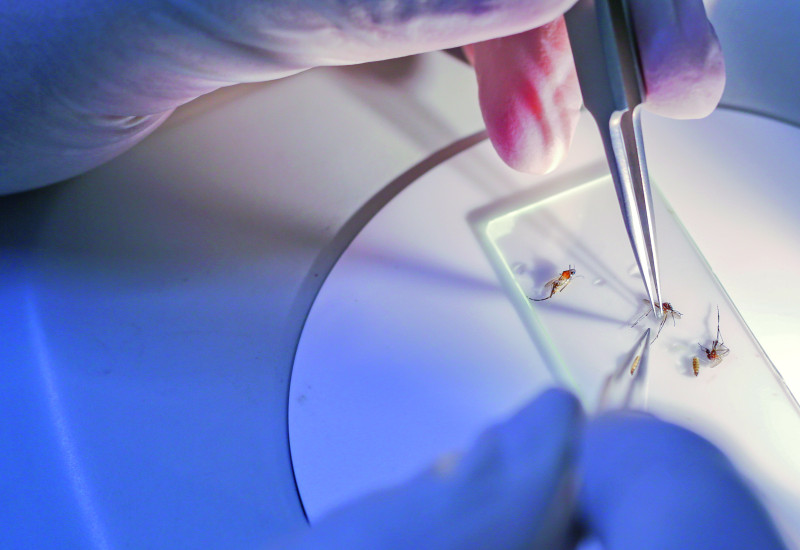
[651,314,668,343]
[558,278,574,294]
[632,309,651,328]
[530,282,553,302]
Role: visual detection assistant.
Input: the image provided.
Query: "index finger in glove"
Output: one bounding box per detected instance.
[467,0,725,174]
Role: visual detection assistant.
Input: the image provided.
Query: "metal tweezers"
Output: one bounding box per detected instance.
[565,0,663,317]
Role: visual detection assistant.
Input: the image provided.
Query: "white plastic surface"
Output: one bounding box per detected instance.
[289,109,800,546]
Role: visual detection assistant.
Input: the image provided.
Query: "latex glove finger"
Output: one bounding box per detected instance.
[276,388,584,550]
[630,0,726,119]
[578,412,787,550]
[464,19,581,173]
[466,0,725,174]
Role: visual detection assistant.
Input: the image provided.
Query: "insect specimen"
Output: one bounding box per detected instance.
[630,355,641,376]
[692,356,700,377]
[631,301,683,342]
[529,266,577,302]
[698,306,730,366]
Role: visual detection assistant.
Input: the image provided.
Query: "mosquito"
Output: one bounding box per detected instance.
[529,266,577,302]
[631,300,682,342]
[698,306,730,367]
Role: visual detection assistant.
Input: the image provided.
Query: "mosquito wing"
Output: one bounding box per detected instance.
[554,276,575,295]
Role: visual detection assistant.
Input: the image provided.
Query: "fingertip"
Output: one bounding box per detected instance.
[452,387,582,492]
[469,20,582,175]
[532,387,584,422]
[488,109,578,175]
[642,37,726,120]
[508,387,584,435]
[632,0,726,119]
[496,387,584,466]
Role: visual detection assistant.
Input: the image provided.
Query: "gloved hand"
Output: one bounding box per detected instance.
[273,389,787,550]
[578,411,787,550]
[1,0,723,191]
[274,388,584,550]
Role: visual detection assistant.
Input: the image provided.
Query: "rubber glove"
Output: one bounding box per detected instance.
[272,388,584,550]
[465,0,726,172]
[276,394,788,550]
[578,412,788,550]
[1,0,723,192]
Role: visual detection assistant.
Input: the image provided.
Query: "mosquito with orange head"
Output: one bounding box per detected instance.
[699,306,730,367]
[631,300,682,343]
[528,265,580,302]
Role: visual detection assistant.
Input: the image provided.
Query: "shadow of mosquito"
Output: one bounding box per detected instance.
[351,245,502,295]
[526,258,559,293]
[596,330,650,411]
[613,332,647,377]
[529,300,629,326]
[698,303,718,347]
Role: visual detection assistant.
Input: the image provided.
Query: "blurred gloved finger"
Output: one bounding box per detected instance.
[578,412,787,550]
[278,388,584,550]
[630,0,726,118]
[453,387,582,483]
[465,0,724,174]
[442,387,585,549]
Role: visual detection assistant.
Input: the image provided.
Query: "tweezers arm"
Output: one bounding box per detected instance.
[565,0,663,313]
[564,0,644,116]
[608,108,663,311]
